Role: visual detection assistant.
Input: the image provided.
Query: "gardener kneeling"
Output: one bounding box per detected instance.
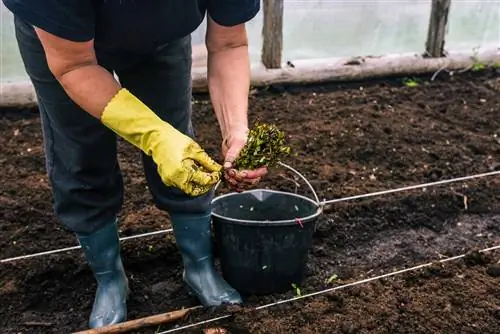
[3,0,267,329]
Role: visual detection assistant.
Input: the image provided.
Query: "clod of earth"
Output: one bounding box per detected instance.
[486,263,500,277]
[233,122,291,170]
[463,250,492,266]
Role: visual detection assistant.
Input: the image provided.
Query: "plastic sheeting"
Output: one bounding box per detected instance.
[279,0,499,60]
[1,0,499,83]
[1,4,26,82]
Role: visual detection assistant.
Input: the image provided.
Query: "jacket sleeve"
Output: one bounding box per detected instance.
[2,0,95,41]
[207,0,260,27]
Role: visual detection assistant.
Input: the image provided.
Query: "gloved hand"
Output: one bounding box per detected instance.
[101,88,222,196]
[221,128,267,192]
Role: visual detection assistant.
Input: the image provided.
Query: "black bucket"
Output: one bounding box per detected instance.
[211,188,322,295]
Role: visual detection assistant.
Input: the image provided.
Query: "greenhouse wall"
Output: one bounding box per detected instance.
[1,0,499,84]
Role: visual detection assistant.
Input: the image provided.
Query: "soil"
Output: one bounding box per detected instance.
[1,69,500,334]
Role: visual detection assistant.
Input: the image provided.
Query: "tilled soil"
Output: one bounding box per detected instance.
[1,69,499,334]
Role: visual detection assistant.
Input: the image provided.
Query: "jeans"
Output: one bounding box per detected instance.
[14,17,214,235]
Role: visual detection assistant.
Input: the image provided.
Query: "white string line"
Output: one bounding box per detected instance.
[321,170,500,205]
[0,228,173,263]
[278,162,499,207]
[159,244,500,333]
[1,170,498,264]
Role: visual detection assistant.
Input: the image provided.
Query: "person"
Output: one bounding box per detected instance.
[2,0,268,329]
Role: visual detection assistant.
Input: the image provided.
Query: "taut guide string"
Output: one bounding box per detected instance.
[277,162,499,207]
[1,169,498,264]
[158,244,500,333]
[0,228,173,263]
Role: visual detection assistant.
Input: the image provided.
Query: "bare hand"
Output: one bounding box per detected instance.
[221,130,267,192]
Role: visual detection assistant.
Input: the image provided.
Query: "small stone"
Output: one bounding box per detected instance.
[204,328,228,334]
[151,281,175,294]
[486,263,500,277]
[340,321,359,334]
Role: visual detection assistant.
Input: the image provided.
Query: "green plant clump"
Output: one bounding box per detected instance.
[234,122,291,170]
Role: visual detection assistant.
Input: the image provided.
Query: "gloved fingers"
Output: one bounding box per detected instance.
[182,158,220,187]
[191,144,223,173]
[190,167,221,187]
[184,183,213,197]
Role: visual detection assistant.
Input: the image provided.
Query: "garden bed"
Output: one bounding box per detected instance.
[1,69,499,333]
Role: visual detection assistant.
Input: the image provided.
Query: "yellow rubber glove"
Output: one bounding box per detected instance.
[101,88,222,196]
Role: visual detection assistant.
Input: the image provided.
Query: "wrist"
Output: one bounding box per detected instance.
[223,125,248,142]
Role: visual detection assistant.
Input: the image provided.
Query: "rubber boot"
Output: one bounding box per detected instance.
[76,220,128,328]
[170,211,242,306]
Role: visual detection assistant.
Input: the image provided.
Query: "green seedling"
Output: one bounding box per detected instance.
[402,77,419,87]
[471,62,486,72]
[291,283,301,297]
[325,273,338,284]
[470,47,487,72]
[234,121,291,170]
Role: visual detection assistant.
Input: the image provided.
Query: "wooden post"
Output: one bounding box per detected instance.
[425,0,451,57]
[261,0,284,69]
[71,306,199,334]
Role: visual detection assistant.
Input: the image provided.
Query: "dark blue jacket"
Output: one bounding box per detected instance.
[3,0,260,52]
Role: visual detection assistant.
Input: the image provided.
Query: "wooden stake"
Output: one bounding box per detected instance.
[71,306,199,334]
[425,0,451,57]
[261,0,284,69]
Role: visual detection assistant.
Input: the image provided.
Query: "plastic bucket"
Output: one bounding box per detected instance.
[211,164,322,295]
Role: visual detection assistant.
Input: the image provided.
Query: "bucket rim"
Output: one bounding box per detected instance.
[211,188,323,226]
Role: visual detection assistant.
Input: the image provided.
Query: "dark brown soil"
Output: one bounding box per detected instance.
[1,69,499,334]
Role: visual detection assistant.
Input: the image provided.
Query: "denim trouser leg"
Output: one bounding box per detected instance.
[14,18,123,235]
[14,18,213,235]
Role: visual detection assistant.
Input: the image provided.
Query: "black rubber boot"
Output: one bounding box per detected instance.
[170,211,242,306]
[76,220,128,328]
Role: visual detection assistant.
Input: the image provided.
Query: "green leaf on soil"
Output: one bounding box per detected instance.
[325,273,338,284]
[402,77,419,87]
[291,283,301,296]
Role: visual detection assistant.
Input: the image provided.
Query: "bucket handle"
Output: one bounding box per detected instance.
[277,162,321,208]
[214,161,323,210]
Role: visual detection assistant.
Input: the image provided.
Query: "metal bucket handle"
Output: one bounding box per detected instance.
[214,161,323,210]
[277,162,322,207]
